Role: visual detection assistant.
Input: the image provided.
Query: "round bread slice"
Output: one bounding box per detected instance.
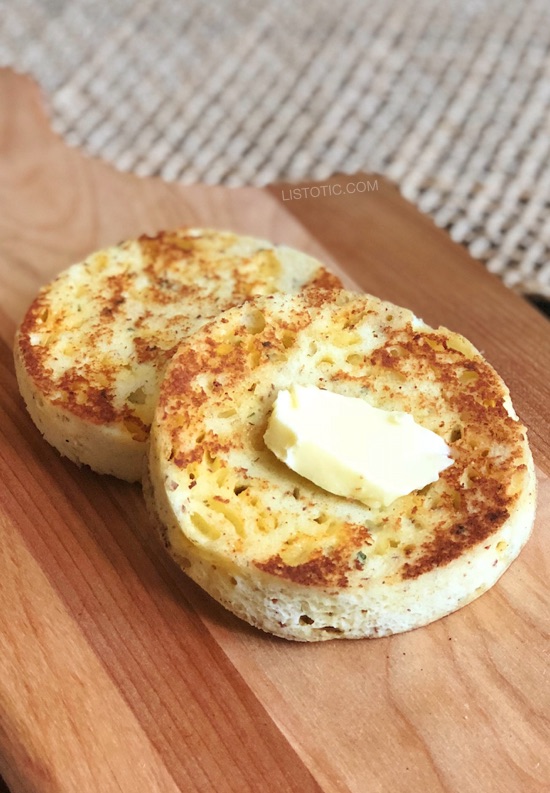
[14,229,340,481]
[146,289,536,641]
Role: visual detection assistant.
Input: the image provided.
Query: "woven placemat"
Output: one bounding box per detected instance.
[2,0,550,300]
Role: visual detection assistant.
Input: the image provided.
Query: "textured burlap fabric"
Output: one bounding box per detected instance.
[1,0,550,299]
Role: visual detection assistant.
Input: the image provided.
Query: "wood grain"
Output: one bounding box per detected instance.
[0,67,549,793]
[0,342,321,793]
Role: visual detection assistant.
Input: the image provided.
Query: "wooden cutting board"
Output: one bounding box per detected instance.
[0,68,549,793]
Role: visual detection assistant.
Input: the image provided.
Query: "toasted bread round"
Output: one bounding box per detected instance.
[14,229,340,481]
[146,289,536,641]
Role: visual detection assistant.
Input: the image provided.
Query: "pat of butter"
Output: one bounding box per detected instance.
[264,385,453,507]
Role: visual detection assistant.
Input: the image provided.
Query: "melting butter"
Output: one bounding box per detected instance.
[264,385,453,507]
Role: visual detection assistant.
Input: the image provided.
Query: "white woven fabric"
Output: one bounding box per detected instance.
[2,0,550,297]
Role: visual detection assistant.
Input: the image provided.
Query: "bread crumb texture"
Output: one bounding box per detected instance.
[15,229,340,480]
[148,289,535,640]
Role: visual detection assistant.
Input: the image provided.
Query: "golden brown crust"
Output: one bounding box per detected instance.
[255,521,372,588]
[16,230,340,478]
[154,289,531,590]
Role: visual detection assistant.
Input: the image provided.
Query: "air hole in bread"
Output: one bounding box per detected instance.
[346,353,363,365]
[234,484,248,495]
[292,487,301,499]
[206,499,245,537]
[205,450,217,468]
[123,417,148,442]
[450,426,462,442]
[459,370,479,385]
[127,386,146,405]
[417,484,443,510]
[248,349,261,368]
[449,488,461,509]
[390,345,408,358]
[282,331,295,349]
[215,468,229,486]
[374,537,391,555]
[190,512,221,540]
[447,334,475,358]
[425,337,445,352]
[332,330,361,347]
[460,465,479,489]
[245,309,266,334]
[299,614,314,625]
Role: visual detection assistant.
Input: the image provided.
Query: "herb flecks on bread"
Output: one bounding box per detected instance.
[146,289,536,641]
[14,229,340,481]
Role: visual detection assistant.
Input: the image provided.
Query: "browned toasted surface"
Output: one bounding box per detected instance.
[16,229,340,442]
[153,289,530,590]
